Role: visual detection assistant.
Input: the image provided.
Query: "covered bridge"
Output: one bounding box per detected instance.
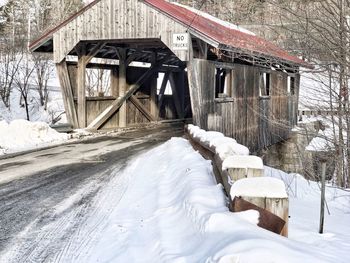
[30,0,310,151]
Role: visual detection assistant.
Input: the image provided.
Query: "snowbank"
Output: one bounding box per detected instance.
[265,166,350,262]
[79,138,346,262]
[0,120,69,155]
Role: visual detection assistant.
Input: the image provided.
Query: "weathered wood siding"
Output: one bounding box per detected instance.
[53,0,189,62]
[188,59,296,152]
[86,97,119,129]
[187,59,215,130]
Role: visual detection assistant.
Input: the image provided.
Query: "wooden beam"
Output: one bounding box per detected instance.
[196,39,208,59]
[213,61,236,69]
[87,63,162,130]
[126,50,142,66]
[169,72,184,119]
[77,55,87,128]
[150,52,158,119]
[129,95,156,122]
[115,47,127,61]
[85,42,107,65]
[56,60,78,128]
[74,44,86,58]
[118,48,127,127]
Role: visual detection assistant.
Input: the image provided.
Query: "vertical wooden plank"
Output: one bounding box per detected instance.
[118,49,127,127]
[175,70,186,116]
[56,60,78,128]
[294,73,301,125]
[169,72,184,119]
[67,65,77,97]
[77,55,87,128]
[150,53,158,119]
[187,59,215,129]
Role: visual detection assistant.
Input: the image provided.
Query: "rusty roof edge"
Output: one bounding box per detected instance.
[29,0,102,52]
[219,44,313,69]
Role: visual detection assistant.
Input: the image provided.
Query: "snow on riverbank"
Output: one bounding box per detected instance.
[265,167,350,262]
[79,137,349,262]
[0,119,69,155]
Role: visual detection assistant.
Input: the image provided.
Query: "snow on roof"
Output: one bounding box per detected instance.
[172,2,256,36]
[230,177,288,199]
[222,155,264,170]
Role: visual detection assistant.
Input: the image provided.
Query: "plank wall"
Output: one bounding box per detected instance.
[53,0,189,63]
[188,59,299,152]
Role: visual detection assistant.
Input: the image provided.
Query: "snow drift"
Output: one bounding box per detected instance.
[76,138,346,263]
[0,119,69,155]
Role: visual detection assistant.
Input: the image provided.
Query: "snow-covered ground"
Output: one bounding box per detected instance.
[266,167,350,262]
[0,119,70,155]
[0,119,348,262]
[58,137,349,263]
[0,59,65,123]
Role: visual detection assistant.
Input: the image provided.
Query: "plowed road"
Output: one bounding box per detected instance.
[0,124,183,263]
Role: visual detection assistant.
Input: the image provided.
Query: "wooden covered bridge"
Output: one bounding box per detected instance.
[30,0,310,151]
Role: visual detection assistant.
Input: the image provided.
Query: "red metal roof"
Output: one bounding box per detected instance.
[30,0,310,67]
[144,0,309,67]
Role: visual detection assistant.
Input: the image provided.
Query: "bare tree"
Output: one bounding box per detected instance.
[32,53,54,110]
[255,0,350,188]
[86,68,111,97]
[14,53,36,121]
[0,41,23,108]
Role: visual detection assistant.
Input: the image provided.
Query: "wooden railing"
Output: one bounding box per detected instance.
[185,125,289,237]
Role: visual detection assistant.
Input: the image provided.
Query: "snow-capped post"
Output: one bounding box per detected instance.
[184,124,264,196]
[230,177,289,237]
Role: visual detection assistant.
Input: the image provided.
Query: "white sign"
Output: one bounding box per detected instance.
[172,33,189,51]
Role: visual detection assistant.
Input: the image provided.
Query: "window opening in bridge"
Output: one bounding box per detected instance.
[259,72,270,97]
[157,73,172,95]
[86,68,111,97]
[287,76,295,95]
[215,68,234,99]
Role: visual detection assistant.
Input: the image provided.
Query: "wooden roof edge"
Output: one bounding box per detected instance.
[219,44,314,70]
[29,0,102,52]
